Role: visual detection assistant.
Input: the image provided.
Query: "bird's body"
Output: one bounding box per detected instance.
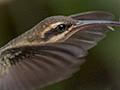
[0,11,120,90]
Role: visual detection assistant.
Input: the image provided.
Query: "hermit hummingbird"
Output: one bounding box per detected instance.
[0,11,120,90]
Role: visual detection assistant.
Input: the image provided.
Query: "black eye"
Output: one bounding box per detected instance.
[55,24,71,32]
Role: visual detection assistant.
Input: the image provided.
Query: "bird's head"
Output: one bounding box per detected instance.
[26,16,78,44]
[23,14,120,46]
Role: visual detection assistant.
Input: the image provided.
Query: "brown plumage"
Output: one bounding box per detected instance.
[0,11,120,90]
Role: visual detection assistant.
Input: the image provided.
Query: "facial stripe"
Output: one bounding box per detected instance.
[41,22,64,38]
[42,29,60,41]
[43,25,74,42]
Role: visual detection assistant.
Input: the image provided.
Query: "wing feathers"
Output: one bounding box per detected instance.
[67,11,113,50]
[72,30,106,42]
[66,26,110,50]
[69,11,114,20]
[0,44,87,90]
[43,44,88,58]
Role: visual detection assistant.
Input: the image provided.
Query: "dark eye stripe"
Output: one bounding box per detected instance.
[42,24,72,41]
[42,29,60,41]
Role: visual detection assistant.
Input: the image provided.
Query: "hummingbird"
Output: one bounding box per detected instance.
[0,11,120,90]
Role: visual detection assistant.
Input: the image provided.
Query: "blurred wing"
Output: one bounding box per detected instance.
[66,11,114,50]
[65,26,110,50]
[69,11,114,20]
[0,43,87,90]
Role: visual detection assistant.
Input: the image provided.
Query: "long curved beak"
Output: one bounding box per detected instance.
[74,20,120,29]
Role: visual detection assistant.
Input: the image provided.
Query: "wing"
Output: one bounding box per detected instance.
[69,11,114,20]
[0,43,87,90]
[67,11,114,50]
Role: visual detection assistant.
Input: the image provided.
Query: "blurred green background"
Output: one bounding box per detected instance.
[0,0,120,90]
